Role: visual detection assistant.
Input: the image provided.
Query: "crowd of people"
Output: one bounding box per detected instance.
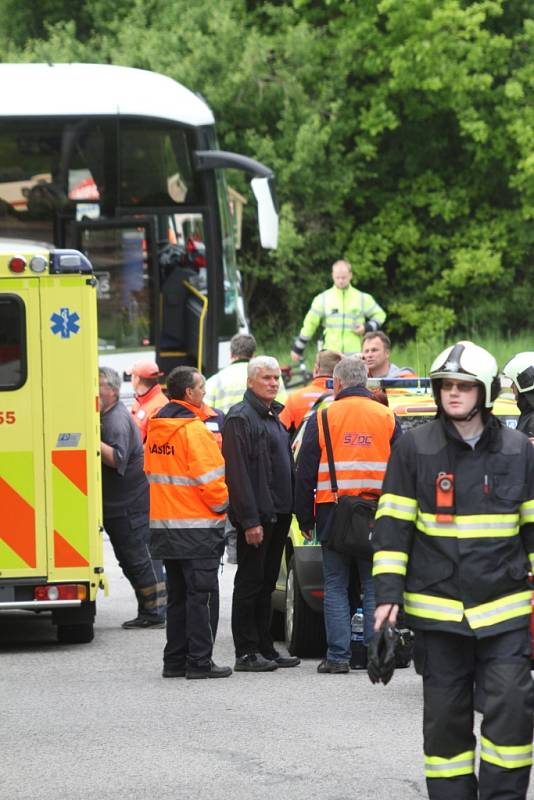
[98,257,534,800]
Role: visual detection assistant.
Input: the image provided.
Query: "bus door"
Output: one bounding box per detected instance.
[68,217,160,367]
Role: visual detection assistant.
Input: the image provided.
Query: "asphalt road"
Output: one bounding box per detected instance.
[1,541,532,800]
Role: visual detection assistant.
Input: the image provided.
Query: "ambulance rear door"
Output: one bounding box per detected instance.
[0,278,48,582]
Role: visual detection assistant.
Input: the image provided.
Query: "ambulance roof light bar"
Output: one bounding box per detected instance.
[50,249,93,275]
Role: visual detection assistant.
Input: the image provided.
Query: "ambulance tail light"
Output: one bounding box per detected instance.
[8,256,26,273]
[34,584,87,601]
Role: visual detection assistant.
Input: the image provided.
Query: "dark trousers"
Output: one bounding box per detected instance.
[415,628,534,800]
[163,558,219,669]
[231,513,292,657]
[105,510,166,621]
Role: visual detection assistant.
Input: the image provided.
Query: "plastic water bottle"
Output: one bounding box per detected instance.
[350,607,367,669]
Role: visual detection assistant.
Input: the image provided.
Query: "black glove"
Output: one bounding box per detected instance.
[367,621,399,685]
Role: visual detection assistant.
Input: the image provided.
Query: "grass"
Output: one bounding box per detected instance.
[256,331,534,375]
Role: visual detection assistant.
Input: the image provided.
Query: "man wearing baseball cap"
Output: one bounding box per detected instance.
[128,360,168,442]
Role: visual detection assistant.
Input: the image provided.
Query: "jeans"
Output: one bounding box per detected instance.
[321,545,375,662]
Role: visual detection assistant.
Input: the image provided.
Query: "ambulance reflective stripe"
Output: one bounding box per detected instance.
[417,512,519,538]
[464,591,531,630]
[404,592,464,622]
[480,737,533,769]
[0,452,36,568]
[373,550,408,576]
[520,499,534,524]
[424,751,475,778]
[150,518,226,529]
[147,465,224,487]
[376,493,417,522]
[51,450,89,567]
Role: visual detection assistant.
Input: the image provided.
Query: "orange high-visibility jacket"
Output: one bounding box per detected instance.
[279,376,333,434]
[316,395,395,504]
[145,409,228,559]
[131,384,168,442]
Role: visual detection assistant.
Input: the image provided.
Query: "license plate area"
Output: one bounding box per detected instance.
[0,585,15,603]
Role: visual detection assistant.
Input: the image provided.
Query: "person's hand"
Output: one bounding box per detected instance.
[301,529,313,541]
[290,350,302,364]
[529,437,534,447]
[374,603,399,631]
[245,525,264,547]
[354,324,365,336]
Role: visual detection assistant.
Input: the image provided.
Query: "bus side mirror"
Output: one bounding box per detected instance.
[251,177,279,250]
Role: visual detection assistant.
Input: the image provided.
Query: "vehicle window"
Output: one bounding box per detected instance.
[0,118,111,242]
[80,226,154,351]
[0,294,26,389]
[118,121,200,208]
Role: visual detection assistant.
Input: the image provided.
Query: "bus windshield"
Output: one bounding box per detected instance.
[0,63,278,378]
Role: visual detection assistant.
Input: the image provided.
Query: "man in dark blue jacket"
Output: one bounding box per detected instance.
[223,356,300,672]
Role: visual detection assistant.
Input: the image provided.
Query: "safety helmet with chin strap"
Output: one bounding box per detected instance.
[502,352,534,394]
[429,341,500,415]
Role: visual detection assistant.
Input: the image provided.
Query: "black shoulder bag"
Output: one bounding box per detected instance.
[321,407,377,561]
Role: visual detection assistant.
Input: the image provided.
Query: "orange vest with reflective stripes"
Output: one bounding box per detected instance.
[132,384,168,442]
[279,377,332,431]
[316,395,395,504]
[144,414,228,531]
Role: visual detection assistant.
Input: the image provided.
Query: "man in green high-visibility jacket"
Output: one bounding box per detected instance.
[290,260,386,362]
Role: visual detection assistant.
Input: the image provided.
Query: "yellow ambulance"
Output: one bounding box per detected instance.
[0,242,105,643]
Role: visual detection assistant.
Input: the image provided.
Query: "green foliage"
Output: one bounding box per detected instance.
[1,0,532,348]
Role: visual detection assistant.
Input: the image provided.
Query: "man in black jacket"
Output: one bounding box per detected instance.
[223,356,300,672]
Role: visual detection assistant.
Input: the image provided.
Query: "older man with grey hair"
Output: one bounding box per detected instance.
[99,367,166,629]
[295,356,401,673]
[222,356,300,671]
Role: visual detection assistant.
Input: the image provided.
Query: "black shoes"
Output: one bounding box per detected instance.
[122,617,166,629]
[234,653,278,672]
[317,659,350,674]
[263,651,301,668]
[186,661,232,680]
[162,666,186,678]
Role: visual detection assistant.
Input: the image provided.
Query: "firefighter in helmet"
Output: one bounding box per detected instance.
[372,340,534,800]
[502,352,534,440]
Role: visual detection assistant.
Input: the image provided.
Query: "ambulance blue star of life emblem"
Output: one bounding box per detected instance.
[50,307,80,339]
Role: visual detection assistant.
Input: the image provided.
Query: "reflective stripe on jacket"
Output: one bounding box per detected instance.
[145,405,228,559]
[315,394,395,504]
[294,285,386,355]
[373,415,534,638]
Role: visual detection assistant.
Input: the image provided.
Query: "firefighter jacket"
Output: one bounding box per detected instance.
[131,384,168,442]
[144,401,228,560]
[295,387,399,540]
[278,376,333,436]
[373,414,534,638]
[517,393,534,438]
[293,285,386,356]
[204,359,287,414]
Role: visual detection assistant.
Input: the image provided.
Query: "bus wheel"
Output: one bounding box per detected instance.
[57,623,94,644]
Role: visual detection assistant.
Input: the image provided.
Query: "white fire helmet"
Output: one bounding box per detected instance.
[430,341,500,409]
[502,352,534,394]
